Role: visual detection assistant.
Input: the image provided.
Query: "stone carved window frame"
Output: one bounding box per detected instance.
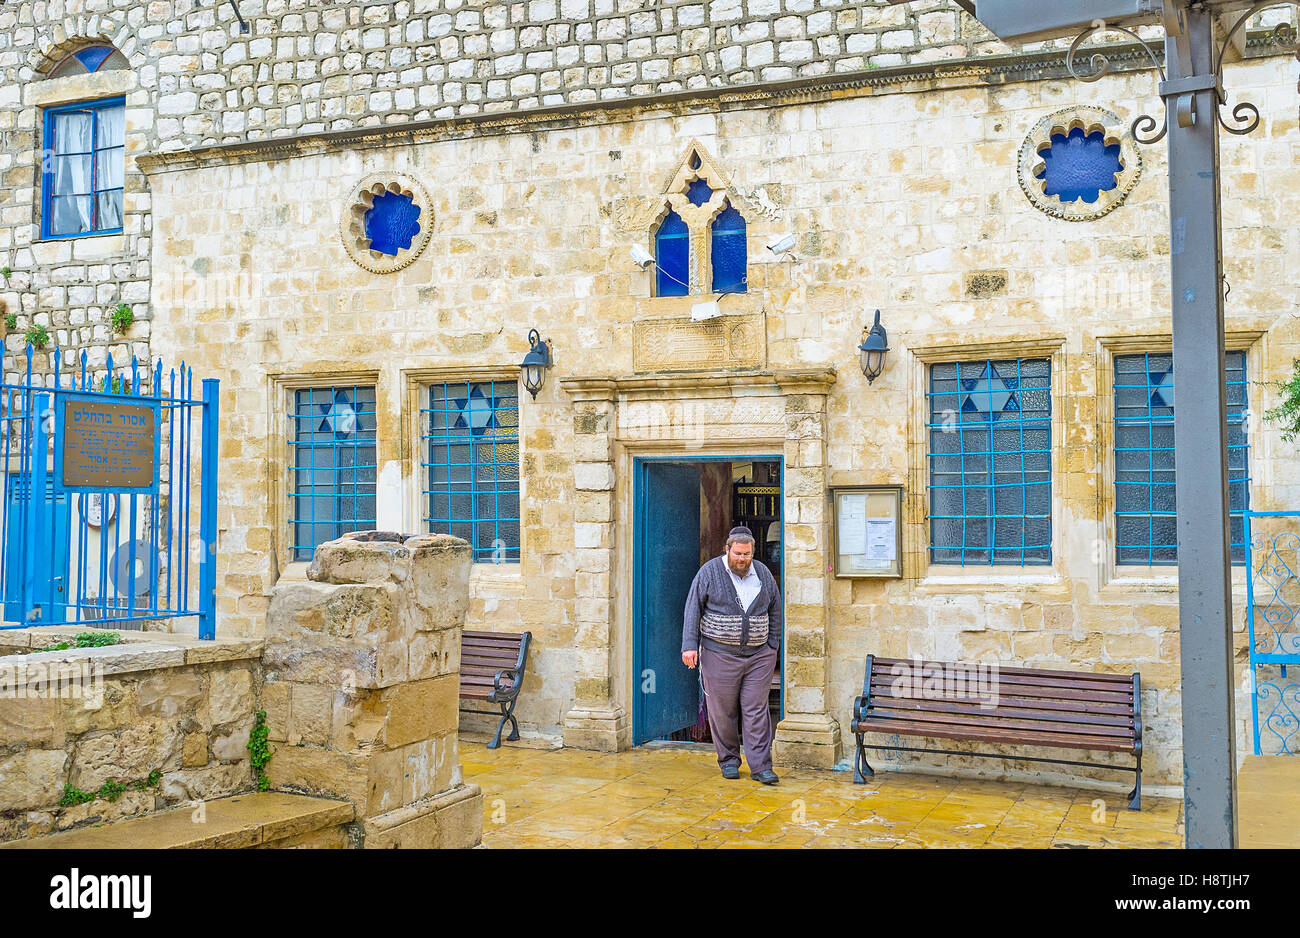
[267,367,383,578]
[906,336,1070,591]
[646,141,750,298]
[340,173,433,274]
[1016,106,1143,222]
[1093,331,1262,598]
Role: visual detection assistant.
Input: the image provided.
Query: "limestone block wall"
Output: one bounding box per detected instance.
[5,0,1293,388]
[140,54,1300,787]
[0,628,262,843]
[263,531,482,848]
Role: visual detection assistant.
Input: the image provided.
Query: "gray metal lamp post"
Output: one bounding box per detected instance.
[890,0,1299,848]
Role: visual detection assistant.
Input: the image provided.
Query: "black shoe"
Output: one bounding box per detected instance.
[751,770,779,785]
[720,762,740,779]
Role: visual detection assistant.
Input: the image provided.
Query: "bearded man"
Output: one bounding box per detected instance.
[681,525,783,784]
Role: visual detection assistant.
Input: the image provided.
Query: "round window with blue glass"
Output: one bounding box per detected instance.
[340,174,433,273]
[1017,107,1142,222]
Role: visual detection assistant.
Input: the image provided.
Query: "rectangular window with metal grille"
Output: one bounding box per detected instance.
[289,386,377,562]
[422,381,520,563]
[927,358,1052,565]
[1114,350,1249,565]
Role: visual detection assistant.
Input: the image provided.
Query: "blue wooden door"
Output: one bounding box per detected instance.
[638,461,702,743]
[3,475,70,623]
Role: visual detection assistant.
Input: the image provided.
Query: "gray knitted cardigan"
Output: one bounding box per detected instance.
[681,555,783,658]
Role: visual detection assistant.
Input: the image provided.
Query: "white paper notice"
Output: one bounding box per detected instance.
[865,519,896,563]
[839,494,868,557]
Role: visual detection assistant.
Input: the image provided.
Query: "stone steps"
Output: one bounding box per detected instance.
[1,792,355,849]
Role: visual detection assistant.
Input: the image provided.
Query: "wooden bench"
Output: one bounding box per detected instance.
[459,630,532,749]
[851,655,1143,809]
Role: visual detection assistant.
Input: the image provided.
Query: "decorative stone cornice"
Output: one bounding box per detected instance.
[561,368,836,402]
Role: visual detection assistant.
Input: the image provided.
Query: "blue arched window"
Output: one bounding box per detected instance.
[654,210,689,297]
[711,202,747,294]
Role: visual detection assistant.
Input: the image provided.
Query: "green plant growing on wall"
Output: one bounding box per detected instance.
[248,709,272,792]
[24,324,49,349]
[4,314,15,331]
[57,785,96,808]
[110,303,134,335]
[1264,359,1300,442]
[98,779,127,803]
[45,631,122,652]
[1,266,10,280]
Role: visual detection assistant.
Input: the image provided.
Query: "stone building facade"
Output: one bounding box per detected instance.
[3,1,1300,795]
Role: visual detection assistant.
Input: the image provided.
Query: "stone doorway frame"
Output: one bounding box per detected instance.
[558,369,841,768]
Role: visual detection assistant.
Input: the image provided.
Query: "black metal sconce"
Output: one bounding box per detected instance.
[857,309,889,385]
[520,328,552,400]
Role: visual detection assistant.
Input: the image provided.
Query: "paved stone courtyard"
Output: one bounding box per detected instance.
[462,741,1184,848]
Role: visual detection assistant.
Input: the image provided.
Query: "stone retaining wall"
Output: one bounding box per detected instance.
[0,628,263,843]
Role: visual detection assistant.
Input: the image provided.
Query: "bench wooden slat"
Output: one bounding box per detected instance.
[872,657,1134,684]
[853,717,1136,753]
[868,676,1134,705]
[866,696,1136,726]
[857,706,1135,740]
[870,667,1136,695]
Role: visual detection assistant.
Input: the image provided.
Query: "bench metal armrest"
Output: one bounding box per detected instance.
[853,695,871,723]
[490,667,521,701]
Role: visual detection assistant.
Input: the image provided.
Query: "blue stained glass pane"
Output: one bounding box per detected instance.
[1034,127,1123,204]
[423,381,521,562]
[291,386,378,560]
[364,190,422,256]
[711,204,747,294]
[655,210,689,297]
[74,46,114,72]
[686,178,713,206]
[927,358,1053,566]
[1113,350,1249,565]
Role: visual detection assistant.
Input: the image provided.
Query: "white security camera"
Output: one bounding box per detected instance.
[630,245,654,269]
[766,234,797,255]
[690,301,721,322]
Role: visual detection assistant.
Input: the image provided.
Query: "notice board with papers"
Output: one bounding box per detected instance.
[831,485,902,578]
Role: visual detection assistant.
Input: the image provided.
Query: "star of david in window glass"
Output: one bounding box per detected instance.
[960,363,1020,417]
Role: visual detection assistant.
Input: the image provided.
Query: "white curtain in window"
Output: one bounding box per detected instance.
[94,105,125,149]
[53,111,92,154]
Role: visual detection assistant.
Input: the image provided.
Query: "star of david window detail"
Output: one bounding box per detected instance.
[453,384,503,437]
[320,389,359,438]
[960,363,1020,417]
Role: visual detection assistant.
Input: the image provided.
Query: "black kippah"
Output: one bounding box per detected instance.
[728,526,753,539]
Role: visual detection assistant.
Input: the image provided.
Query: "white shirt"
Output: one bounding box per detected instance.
[723,555,761,612]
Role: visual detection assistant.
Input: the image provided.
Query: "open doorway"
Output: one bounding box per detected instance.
[632,456,783,746]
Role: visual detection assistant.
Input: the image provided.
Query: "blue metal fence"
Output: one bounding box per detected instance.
[1244,510,1300,756]
[0,345,219,639]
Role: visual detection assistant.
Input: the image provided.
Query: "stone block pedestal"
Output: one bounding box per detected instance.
[264,532,483,848]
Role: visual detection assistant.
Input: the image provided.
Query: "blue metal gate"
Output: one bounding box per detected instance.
[1244,510,1300,755]
[0,345,219,639]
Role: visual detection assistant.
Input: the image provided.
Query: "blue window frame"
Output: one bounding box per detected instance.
[654,210,689,297]
[290,386,378,561]
[710,202,747,294]
[422,381,520,563]
[1114,350,1249,565]
[927,358,1052,565]
[41,97,125,239]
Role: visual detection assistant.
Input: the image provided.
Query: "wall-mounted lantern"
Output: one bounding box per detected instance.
[857,310,889,385]
[520,328,552,400]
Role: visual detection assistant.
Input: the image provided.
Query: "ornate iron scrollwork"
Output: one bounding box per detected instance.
[1065,3,1300,146]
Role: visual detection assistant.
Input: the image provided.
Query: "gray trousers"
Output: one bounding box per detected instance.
[700,643,779,774]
